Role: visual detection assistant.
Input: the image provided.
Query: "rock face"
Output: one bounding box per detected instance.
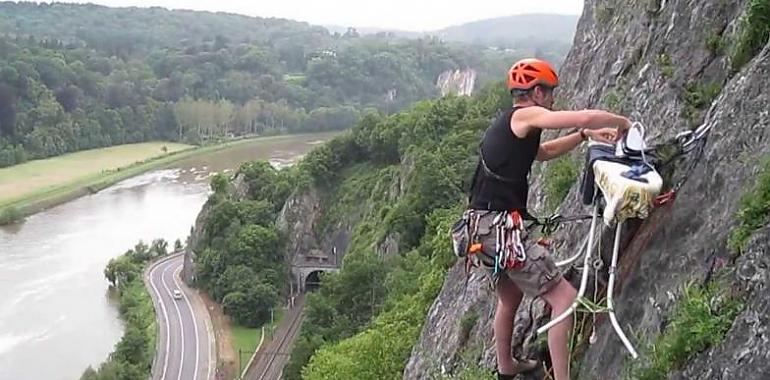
[672,227,770,380]
[277,186,326,263]
[183,172,350,289]
[671,226,770,380]
[436,69,477,96]
[277,185,360,259]
[405,1,770,379]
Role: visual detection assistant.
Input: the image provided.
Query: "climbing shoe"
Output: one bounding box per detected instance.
[497,358,538,379]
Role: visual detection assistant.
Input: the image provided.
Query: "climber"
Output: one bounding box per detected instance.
[466,58,631,380]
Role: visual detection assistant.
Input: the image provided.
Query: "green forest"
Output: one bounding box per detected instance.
[287,84,512,380]
[193,162,294,327]
[192,81,514,379]
[0,2,521,168]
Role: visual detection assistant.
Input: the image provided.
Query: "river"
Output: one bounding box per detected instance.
[0,132,335,380]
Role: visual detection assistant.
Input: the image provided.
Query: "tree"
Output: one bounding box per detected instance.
[0,83,16,137]
[104,82,136,108]
[104,255,140,288]
[222,281,279,327]
[54,85,81,112]
[343,27,360,38]
[79,367,98,380]
[104,260,117,287]
[223,224,280,268]
[130,241,151,262]
[210,173,229,195]
[114,325,149,365]
[150,238,168,257]
[195,248,225,287]
[238,161,285,204]
[0,8,524,165]
[213,264,256,300]
[222,291,251,324]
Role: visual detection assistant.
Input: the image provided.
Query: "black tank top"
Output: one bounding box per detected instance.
[469,107,542,213]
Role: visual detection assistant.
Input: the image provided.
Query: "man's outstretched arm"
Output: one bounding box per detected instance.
[535,131,583,161]
[536,128,618,161]
[519,107,631,132]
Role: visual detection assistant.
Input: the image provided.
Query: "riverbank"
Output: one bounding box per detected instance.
[82,243,169,379]
[0,135,319,225]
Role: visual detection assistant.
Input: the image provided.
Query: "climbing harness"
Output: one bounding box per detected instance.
[453,210,530,274]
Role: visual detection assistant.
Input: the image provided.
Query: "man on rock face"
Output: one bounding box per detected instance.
[467,58,630,380]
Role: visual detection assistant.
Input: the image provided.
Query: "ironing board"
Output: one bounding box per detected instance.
[537,126,663,359]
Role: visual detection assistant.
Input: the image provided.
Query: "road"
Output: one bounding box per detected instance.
[146,253,215,380]
[245,295,306,380]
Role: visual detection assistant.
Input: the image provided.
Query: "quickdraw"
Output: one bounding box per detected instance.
[493,210,527,273]
[649,119,712,208]
[530,213,594,236]
[461,210,530,279]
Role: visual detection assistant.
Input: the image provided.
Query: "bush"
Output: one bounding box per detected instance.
[656,53,674,78]
[0,206,23,225]
[626,280,743,380]
[681,82,722,127]
[544,155,579,212]
[731,0,770,72]
[459,311,479,344]
[706,32,726,55]
[728,158,770,250]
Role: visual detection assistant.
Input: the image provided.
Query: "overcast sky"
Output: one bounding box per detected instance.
[52,0,584,31]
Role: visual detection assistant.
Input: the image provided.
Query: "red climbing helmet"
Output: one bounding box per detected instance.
[507,58,559,91]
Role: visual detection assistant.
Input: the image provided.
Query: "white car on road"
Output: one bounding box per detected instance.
[172,289,183,300]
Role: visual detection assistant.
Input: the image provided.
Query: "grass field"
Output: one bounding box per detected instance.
[0,136,307,224]
[231,309,284,375]
[232,325,260,374]
[0,142,191,204]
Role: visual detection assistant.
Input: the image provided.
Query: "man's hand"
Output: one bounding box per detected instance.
[618,117,632,134]
[585,128,619,144]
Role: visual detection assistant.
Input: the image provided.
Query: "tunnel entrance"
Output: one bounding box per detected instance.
[305,270,324,292]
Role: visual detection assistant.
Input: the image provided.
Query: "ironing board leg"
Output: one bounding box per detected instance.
[607,221,639,358]
[537,204,599,335]
[555,233,590,267]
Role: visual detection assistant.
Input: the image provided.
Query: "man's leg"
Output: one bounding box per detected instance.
[494,275,524,374]
[540,278,578,380]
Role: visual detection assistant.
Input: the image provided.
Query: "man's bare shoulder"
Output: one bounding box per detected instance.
[511,106,550,136]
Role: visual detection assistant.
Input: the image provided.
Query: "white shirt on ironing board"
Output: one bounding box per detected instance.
[588,126,663,225]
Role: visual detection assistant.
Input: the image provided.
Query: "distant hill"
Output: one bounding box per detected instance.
[326,14,579,47]
[324,25,421,39]
[325,13,579,66]
[433,13,580,48]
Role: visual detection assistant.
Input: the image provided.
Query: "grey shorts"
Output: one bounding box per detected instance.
[473,211,562,297]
